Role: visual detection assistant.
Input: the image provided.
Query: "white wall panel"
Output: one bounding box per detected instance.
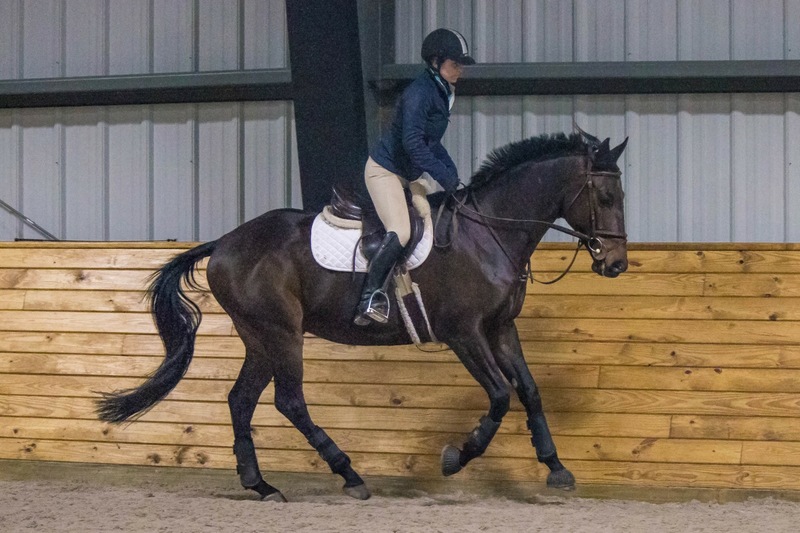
[0,0,22,79]
[731,95,785,241]
[108,107,151,240]
[198,0,239,71]
[787,93,800,241]
[523,0,573,62]
[64,0,107,77]
[19,109,62,240]
[731,0,784,59]
[788,0,800,59]
[109,0,151,75]
[625,96,680,242]
[0,110,21,237]
[473,0,523,62]
[243,102,286,219]
[626,0,677,61]
[574,0,625,61]
[677,0,730,60]
[64,108,105,239]
[152,0,194,73]
[243,0,287,69]
[152,105,195,241]
[197,103,241,241]
[21,0,62,78]
[677,95,732,241]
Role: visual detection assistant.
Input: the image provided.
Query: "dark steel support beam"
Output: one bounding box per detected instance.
[286,0,369,212]
[0,70,292,108]
[376,60,800,96]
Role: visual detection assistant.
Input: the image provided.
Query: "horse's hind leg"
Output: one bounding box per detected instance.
[490,322,575,490]
[441,333,511,476]
[228,343,287,501]
[273,364,371,500]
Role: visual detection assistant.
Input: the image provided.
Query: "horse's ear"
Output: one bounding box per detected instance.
[609,137,629,162]
[573,121,601,146]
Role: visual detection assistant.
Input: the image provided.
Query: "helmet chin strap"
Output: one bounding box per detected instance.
[427,62,455,110]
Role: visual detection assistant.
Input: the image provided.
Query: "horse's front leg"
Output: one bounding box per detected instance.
[489,321,575,490]
[441,332,510,476]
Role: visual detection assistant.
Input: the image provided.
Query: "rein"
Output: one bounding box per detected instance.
[434,169,624,283]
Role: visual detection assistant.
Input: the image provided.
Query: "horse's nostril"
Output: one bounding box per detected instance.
[611,261,628,273]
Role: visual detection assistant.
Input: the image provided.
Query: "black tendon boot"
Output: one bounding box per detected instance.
[354,231,404,326]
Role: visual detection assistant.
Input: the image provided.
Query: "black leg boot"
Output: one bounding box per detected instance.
[354,231,404,326]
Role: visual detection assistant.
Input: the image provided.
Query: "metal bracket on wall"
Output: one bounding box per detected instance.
[0,198,59,241]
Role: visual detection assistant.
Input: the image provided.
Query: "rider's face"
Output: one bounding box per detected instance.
[438,59,464,84]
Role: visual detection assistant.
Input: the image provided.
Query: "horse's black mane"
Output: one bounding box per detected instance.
[469,132,588,189]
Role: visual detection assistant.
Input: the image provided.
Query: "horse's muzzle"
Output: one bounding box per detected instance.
[592,259,628,278]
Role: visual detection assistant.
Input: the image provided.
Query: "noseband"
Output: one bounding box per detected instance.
[561,169,626,261]
[437,168,626,283]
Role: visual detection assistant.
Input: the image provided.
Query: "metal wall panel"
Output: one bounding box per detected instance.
[19,108,62,240]
[198,0,240,71]
[0,110,21,237]
[151,105,195,241]
[63,107,106,239]
[396,1,798,243]
[108,0,151,75]
[107,106,150,240]
[21,0,62,78]
[677,0,730,60]
[0,1,22,79]
[787,93,800,241]
[677,95,732,241]
[731,95,786,241]
[0,1,295,242]
[731,0,784,59]
[152,0,194,73]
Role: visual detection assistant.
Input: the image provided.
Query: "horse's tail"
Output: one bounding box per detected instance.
[96,240,217,423]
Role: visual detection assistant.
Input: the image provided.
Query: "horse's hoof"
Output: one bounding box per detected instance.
[343,483,371,500]
[546,468,576,491]
[441,445,463,477]
[261,490,288,503]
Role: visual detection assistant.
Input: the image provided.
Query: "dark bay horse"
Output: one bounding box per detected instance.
[97,129,629,502]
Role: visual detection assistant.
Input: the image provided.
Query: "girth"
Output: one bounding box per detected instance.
[329,185,425,263]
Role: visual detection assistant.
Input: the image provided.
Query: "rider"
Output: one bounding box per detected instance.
[354,28,475,326]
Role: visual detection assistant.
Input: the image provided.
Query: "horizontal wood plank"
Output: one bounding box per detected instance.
[5,379,800,417]
[600,367,800,393]
[5,439,800,489]
[671,415,800,441]
[0,403,671,438]
[0,310,232,335]
[515,317,800,345]
[0,418,741,465]
[0,354,600,388]
[520,295,800,321]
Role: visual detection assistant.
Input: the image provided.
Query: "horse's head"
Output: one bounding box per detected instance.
[564,127,629,278]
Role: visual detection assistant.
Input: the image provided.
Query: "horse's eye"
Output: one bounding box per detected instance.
[599,194,614,207]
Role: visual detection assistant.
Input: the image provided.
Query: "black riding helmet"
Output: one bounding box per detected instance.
[421,28,476,66]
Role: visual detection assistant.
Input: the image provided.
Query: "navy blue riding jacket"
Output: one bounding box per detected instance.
[370,68,459,192]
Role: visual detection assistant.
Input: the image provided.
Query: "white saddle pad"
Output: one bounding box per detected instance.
[311,206,434,272]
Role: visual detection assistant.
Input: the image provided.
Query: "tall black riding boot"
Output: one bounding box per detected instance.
[354,231,404,326]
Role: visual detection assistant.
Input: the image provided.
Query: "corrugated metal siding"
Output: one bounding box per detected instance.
[0,0,297,242]
[396,0,799,242]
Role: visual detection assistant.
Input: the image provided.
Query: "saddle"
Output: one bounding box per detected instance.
[329,184,426,263]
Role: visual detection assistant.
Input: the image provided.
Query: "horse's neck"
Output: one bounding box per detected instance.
[473,156,582,223]
[469,156,585,262]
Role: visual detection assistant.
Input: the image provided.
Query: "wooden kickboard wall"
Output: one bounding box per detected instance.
[1,241,800,492]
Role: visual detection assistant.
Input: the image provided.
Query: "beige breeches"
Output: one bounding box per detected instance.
[364,157,411,246]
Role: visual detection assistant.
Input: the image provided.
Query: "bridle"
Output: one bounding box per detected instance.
[435,167,626,284]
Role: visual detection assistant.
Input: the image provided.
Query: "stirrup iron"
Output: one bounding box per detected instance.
[363,289,390,324]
